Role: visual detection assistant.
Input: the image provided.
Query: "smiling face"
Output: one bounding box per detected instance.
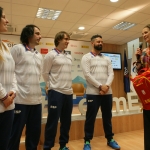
[0,11,9,32]
[58,34,70,49]
[142,27,150,44]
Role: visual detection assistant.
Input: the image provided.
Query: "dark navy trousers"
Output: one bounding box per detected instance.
[44,90,73,150]
[8,104,42,150]
[84,94,114,142]
[143,109,150,150]
[0,110,14,150]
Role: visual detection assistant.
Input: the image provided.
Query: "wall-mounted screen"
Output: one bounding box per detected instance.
[101,52,122,70]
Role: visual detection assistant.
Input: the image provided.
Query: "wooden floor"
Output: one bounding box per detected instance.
[20,102,144,150]
[48,129,144,150]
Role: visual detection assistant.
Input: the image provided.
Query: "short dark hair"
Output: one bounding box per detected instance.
[20,24,40,44]
[91,34,102,41]
[144,24,150,30]
[0,7,3,20]
[54,31,70,47]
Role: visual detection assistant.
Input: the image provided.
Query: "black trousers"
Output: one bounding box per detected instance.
[8,104,42,150]
[43,90,73,150]
[143,109,150,150]
[0,110,14,150]
[84,94,114,142]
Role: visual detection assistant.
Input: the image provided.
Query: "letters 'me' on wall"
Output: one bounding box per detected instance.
[42,92,141,116]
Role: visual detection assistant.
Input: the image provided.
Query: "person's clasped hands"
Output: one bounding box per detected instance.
[99,85,109,95]
[2,91,16,108]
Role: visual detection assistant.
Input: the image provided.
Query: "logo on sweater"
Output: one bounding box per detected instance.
[50,105,57,109]
[88,100,93,102]
[14,110,21,114]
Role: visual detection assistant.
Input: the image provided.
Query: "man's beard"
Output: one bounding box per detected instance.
[94,44,102,51]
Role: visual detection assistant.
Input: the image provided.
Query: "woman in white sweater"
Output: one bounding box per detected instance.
[0,7,17,150]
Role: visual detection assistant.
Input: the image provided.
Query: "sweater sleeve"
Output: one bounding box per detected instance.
[0,83,7,100]
[11,73,18,94]
[0,42,10,100]
[81,55,101,88]
[105,57,114,86]
[42,52,54,84]
[10,45,20,64]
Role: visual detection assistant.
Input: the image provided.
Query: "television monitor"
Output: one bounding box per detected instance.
[101,52,122,70]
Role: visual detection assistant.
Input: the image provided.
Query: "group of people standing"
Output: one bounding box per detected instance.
[0,7,43,150]
[0,5,150,150]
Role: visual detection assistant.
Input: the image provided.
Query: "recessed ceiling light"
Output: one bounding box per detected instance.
[36,8,61,20]
[113,21,136,30]
[78,26,85,30]
[110,0,119,2]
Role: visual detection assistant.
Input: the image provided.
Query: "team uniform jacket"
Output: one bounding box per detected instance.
[11,44,43,104]
[81,52,114,95]
[42,49,73,95]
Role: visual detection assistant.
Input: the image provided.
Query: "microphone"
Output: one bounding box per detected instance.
[136,42,143,61]
[139,42,143,50]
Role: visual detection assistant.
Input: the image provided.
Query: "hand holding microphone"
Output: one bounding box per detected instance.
[135,42,143,71]
[136,42,143,61]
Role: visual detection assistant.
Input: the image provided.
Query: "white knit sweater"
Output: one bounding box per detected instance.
[11,44,43,104]
[42,49,73,95]
[81,52,114,95]
[0,40,17,113]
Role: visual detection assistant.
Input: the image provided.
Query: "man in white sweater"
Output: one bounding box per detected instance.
[42,31,73,150]
[81,35,120,150]
[8,24,43,150]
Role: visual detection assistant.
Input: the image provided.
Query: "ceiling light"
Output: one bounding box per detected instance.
[113,21,136,30]
[36,8,61,20]
[78,26,85,30]
[110,0,119,2]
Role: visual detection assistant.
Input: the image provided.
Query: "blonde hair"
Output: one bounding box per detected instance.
[144,24,150,30]
[0,41,9,61]
[0,48,3,61]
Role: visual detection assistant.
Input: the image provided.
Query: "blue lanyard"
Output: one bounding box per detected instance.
[54,48,66,54]
[23,44,38,54]
[23,44,35,51]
